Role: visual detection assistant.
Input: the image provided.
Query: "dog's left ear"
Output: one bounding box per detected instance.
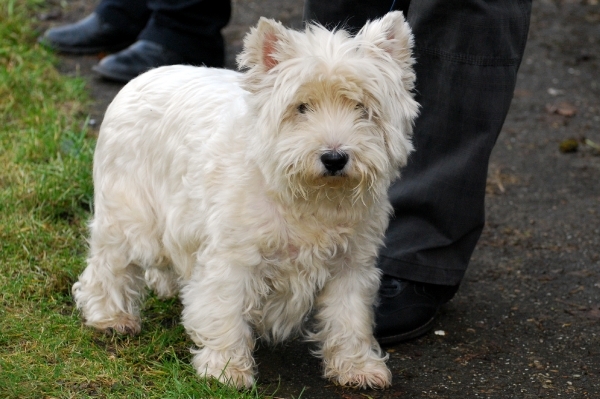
[237,17,291,72]
[356,12,418,171]
[355,11,415,83]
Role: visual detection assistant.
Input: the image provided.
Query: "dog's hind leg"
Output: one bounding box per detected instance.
[145,267,179,299]
[312,264,392,389]
[72,223,147,335]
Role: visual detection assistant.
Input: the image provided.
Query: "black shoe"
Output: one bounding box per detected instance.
[92,40,188,83]
[374,276,459,345]
[39,13,138,55]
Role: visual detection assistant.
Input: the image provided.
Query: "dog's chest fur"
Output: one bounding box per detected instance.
[244,202,359,340]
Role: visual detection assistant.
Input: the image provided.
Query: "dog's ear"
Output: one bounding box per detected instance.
[355,11,415,77]
[237,17,290,72]
[356,12,418,171]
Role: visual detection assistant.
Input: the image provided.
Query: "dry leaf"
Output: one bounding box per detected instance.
[559,139,579,153]
[546,102,577,117]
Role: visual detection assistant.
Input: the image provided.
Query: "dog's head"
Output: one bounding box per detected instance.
[237,12,419,204]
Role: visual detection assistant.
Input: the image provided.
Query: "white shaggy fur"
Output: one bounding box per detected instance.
[72,11,418,389]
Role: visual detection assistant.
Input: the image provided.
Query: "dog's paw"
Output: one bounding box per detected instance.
[191,348,255,389]
[325,358,392,389]
[86,314,142,336]
[73,281,142,335]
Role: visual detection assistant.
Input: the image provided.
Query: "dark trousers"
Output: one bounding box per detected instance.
[306,0,532,286]
[96,0,230,66]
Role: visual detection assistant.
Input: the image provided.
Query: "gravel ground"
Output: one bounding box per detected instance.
[39,0,599,397]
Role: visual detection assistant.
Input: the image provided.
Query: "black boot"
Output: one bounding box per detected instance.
[92,40,188,83]
[375,276,459,345]
[39,13,139,54]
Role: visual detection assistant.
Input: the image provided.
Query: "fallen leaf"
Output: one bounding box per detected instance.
[559,139,579,153]
[567,269,595,277]
[569,285,585,295]
[584,138,600,152]
[587,307,600,319]
[546,102,577,117]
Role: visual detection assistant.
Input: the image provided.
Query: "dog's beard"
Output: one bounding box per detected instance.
[281,161,381,206]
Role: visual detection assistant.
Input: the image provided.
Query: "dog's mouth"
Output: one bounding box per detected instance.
[322,170,347,178]
[312,171,353,191]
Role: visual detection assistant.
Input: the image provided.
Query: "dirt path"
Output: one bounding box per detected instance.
[40,0,599,397]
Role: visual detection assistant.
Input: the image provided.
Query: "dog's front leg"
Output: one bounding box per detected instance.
[180,260,256,389]
[313,264,391,389]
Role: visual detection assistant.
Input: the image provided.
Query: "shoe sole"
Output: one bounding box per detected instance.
[376,314,437,345]
[92,64,140,84]
[38,37,134,56]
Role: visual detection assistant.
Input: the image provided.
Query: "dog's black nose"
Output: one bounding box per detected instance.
[321,151,348,173]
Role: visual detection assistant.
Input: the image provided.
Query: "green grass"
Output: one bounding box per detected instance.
[0,2,285,398]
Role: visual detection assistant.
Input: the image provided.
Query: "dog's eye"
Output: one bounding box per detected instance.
[297,103,309,114]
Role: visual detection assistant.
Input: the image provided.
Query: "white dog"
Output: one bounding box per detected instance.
[72,11,418,389]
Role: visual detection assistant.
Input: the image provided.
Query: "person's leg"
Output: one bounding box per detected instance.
[380,0,532,287]
[94,0,231,82]
[303,0,409,33]
[40,0,149,54]
[304,0,532,343]
[377,0,532,343]
[140,0,230,67]
[96,0,151,31]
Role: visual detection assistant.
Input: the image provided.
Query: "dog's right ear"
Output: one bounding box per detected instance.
[237,17,291,72]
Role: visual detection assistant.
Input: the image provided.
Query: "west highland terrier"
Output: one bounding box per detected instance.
[72,11,418,389]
